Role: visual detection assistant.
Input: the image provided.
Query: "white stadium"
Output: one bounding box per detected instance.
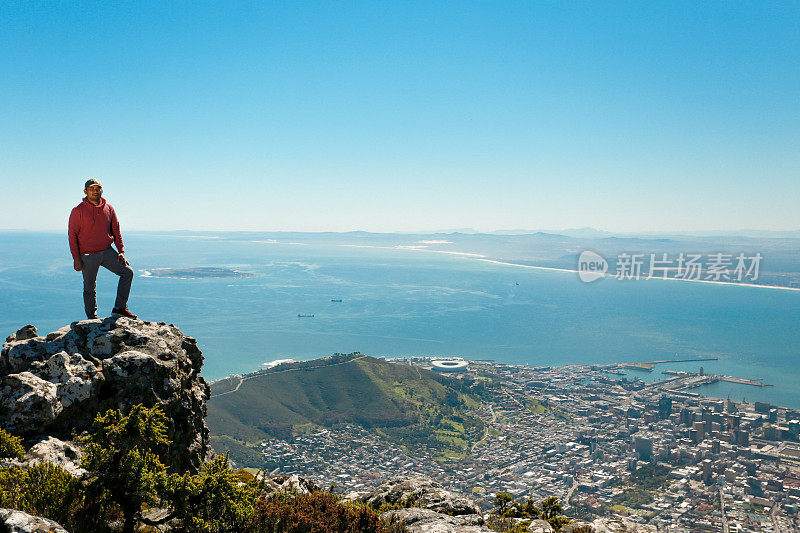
[431,359,469,373]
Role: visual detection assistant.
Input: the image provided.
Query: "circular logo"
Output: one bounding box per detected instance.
[578,250,608,283]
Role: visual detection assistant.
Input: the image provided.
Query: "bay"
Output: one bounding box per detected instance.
[1,231,798,408]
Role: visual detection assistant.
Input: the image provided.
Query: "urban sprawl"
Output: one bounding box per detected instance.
[255,359,800,532]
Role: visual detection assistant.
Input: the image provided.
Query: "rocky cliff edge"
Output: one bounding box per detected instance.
[0,318,210,471]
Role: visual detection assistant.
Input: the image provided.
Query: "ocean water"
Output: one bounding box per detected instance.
[2,231,799,408]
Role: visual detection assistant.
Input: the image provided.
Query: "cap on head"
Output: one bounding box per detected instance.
[84,178,102,189]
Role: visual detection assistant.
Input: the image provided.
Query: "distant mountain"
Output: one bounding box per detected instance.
[489,227,615,238]
[120,229,800,288]
[430,228,480,234]
[207,355,485,465]
[634,229,800,239]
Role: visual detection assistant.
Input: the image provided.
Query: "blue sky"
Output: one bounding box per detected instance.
[1,2,798,232]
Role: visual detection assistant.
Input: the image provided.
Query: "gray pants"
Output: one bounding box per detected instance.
[81,247,134,318]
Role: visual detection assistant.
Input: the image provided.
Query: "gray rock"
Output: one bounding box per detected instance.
[561,521,595,533]
[358,475,482,516]
[5,325,38,344]
[343,490,369,501]
[0,372,60,429]
[24,437,85,478]
[1,317,210,471]
[29,351,103,411]
[590,517,658,533]
[0,508,69,533]
[380,508,493,533]
[528,519,556,533]
[0,457,25,470]
[258,473,320,499]
[141,507,175,532]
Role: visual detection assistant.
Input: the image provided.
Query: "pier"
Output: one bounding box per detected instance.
[653,370,772,390]
[619,357,719,372]
[717,375,770,387]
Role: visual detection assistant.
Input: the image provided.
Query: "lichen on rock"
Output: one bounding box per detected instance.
[379,507,494,532]
[0,508,69,533]
[0,318,210,471]
[357,475,483,516]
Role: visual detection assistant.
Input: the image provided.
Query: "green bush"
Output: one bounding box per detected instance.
[493,492,513,515]
[0,428,25,460]
[81,404,172,533]
[490,494,569,532]
[0,463,86,530]
[0,467,26,509]
[0,403,428,533]
[168,455,259,532]
[374,494,418,514]
[81,404,266,533]
[540,496,570,530]
[485,516,532,533]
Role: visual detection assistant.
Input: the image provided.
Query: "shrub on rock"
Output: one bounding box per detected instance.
[0,428,24,460]
[81,403,172,533]
[168,455,259,532]
[0,462,84,531]
[247,491,407,533]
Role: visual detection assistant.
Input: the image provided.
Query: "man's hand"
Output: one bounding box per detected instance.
[73,258,83,271]
[118,252,128,266]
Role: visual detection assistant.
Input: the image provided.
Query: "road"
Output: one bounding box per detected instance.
[771,501,781,532]
[209,355,368,399]
[471,404,496,454]
[719,488,729,533]
[564,479,579,509]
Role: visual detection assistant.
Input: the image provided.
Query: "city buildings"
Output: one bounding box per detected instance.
[255,359,800,531]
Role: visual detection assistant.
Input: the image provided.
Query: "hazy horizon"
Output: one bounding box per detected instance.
[3,227,800,237]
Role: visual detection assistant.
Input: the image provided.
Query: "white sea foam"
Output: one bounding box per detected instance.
[251,240,307,245]
[477,259,800,292]
[339,243,485,258]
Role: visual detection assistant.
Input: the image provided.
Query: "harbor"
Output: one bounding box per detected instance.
[660,370,772,388]
[645,370,772,392]
[616,357,773,392]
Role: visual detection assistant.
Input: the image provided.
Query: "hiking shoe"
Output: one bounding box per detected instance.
[112,308,138,319]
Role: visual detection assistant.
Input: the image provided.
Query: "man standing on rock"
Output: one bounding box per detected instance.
[68,178,137,319]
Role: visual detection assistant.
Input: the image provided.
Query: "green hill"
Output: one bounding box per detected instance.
[207,355,485,463]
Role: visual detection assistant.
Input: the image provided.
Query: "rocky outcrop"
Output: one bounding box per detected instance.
[561,518,657,533]
[356,475,482,516]
[0,436,86,480]
[380,508,493,533]
[23,437,85,477]
[347,475,491,532]
[258,473,321,498]
[591,518,658,532]
[0,318,210,471]
[5,325,38,344]
[527,519,556,533]
[561,521,595,533]
[0,508,68,533]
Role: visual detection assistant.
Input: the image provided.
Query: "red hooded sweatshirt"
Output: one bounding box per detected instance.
[68,197,125,260]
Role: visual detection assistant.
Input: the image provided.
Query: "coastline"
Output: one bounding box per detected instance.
[476,258,800,293]
[211,356,794,412]
[329,241,800,293]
